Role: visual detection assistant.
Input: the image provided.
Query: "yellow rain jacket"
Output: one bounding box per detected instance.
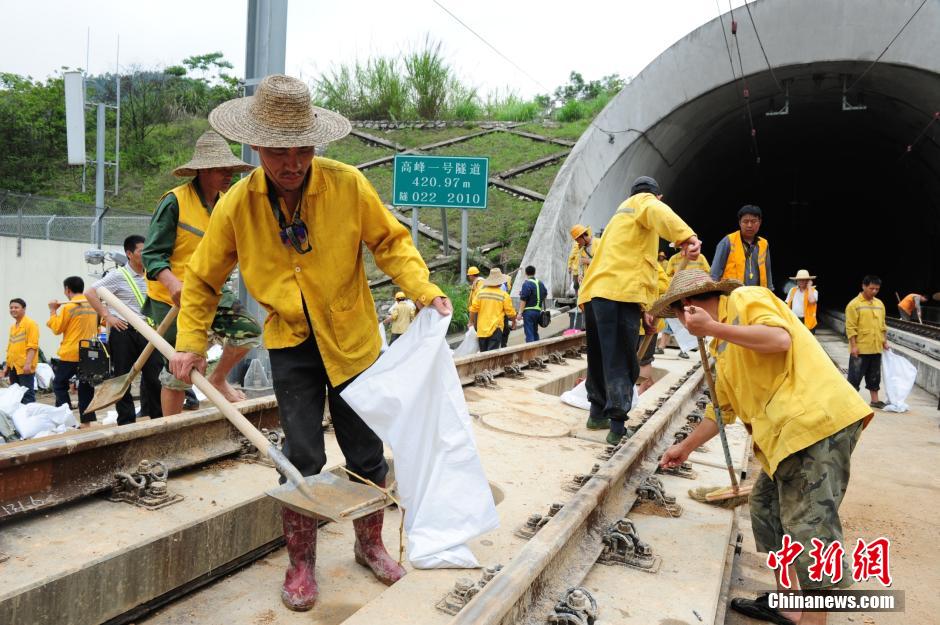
[706,287,871,477]
[6,316,40,372]
[578,193,695,310]
[641,263,670,335]
[567,228,597,283]
[845,293,886,354]
[47,295,98,362]
[388,300,416,334]
[469,286,516,339]
[176,161,445,386]
[467,277,484,309]
[666,252,710,278]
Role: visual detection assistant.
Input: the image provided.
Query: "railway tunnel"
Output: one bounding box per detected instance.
[524,0,940,306]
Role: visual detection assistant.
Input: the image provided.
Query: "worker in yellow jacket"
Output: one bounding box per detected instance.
[2,297,40,404]
[47,276,99,425]
[785,269,818,333]
[469,268,517,351]
[658,270,872,624]
[710,205,773,290]
[170,75,449,611]
[567,224,597,291]
[383,291,416,343]
[466,266,483,308]
[845,275,888,408]
[666,248,710,277]
[577,176,701,444]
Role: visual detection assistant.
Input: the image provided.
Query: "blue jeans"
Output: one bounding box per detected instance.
[522,310,541,342]
[52,360,96,423]
[8,369,36,404]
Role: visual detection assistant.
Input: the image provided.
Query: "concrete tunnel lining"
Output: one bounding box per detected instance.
[521,0,940,305]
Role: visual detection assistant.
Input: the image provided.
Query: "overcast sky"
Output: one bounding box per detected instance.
[1,0,751,98]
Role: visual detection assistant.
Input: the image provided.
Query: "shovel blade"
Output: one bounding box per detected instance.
[85,373,133,414]
[266,469,392,522]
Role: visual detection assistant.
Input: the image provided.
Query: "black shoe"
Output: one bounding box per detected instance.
[870,400,886,409]
[679,351,690,359]
[183,390,199,410]
[729,593,795,625]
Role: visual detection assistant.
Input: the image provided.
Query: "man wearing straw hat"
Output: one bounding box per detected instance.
[469,268,517,351]
[577,176,702,444]
[169,75,451,611]
[142,130,262,417]
[785,269,819,333]
[658,269,872,625]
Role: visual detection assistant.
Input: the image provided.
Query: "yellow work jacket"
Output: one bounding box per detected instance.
[467,277,484,309]
[177,161,444,386]
[6,316,39,372]
[567,230,596,282]
[389,301,416,334]
[721,231,768,286]
[147,182,211,306]
[706,287,871,477]
[469,286,516,339]
[666,252,710,278]
[578,193,695,309]
[786,287,818,330]
[47,295,98,362]
[845,293,886,354]
[641,263,670,335]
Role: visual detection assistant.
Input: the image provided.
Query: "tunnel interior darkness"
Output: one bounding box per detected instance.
[646,62,940,308]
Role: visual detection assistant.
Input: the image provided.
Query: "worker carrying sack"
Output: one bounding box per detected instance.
[342,308,499,568]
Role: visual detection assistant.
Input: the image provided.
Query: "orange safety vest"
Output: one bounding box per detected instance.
[786,287,817,330]
[898,294,918,315]
[721,231,768,287]
[147,182,211,306]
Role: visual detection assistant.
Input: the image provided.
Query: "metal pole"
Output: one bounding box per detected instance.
[114,36,120,195]
[460,209,468,284]
[411,207,419,246]
[440,207,449,255]
[95,103,106,249]
[46,216,56,240]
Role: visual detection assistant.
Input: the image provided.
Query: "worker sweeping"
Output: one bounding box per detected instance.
[897,292,928,323]
[658,269,873,625]
[170,75,450,611]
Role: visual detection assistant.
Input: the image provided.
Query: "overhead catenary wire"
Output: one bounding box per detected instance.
[714,0,738,85]
[847,0,928,92]
[728,0,761,164]
[742,0,783,93]
[900,111,940,159]
[432,0,550,93]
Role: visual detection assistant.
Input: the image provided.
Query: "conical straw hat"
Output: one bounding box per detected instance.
[172,131,254,177]
[788,269,816,280]
[651,269,742,318]
[209,74,351,148]
[483,268,509,287]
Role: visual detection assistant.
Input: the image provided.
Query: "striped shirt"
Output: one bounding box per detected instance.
[91,265,148,321]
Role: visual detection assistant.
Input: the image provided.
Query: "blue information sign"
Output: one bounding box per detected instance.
[392,155,489,209]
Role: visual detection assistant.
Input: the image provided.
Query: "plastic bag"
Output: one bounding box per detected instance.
[378,322,389,353]
[342,308,498,568]
[0,384,28,416]
[35,363,54,389]
[881,350,917,412]
[451,327,480,358]
[11,402,77,439]
[560,379,640,413]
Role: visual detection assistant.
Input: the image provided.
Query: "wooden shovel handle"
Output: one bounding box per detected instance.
[129,306,179,374]
[97,288,272,453]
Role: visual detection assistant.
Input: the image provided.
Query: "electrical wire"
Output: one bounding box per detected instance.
[847,0,928,92]
[901,111,940,159]
[715,0,738,84]
[432,0,550,92]
[729,1,761,164]
[742,0,783,93]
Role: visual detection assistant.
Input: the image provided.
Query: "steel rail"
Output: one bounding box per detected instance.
[0,334,585,523]
[450,365,704,625]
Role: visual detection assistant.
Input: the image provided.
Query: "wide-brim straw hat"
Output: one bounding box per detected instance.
[651,269,742,318]
[789,269,816,280]
[483,268,509,287]
[209,74,351,148]
[172,130,254,177]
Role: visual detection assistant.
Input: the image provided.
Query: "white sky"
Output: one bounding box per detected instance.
[1,0,750,98]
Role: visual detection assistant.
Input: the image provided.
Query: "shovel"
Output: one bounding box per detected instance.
[85,306,179,415]
[636,254,691,378]
[696,340,739,494]
[97,287,391,522]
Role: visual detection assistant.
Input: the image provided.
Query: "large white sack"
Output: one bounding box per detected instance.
[560,379,640,412]
[882,350,917,412]
[11,402,77,439]
[35,363,54,389]
[451,327,479,358]
[0,384,28,416]
[342,308,498,569]
[378,321,389,353]
[666,318,699,353]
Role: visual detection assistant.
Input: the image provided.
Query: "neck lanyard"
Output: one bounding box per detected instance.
[266,175,312,254]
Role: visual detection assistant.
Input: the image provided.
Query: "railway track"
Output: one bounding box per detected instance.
[887,316,940,341]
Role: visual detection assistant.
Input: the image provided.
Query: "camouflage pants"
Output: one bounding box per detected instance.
[750,419,864,590]
[142,297,263,391]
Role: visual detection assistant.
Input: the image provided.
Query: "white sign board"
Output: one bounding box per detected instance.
[64,71,85,165]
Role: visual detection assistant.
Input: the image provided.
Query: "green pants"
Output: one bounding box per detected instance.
[750,419,864,589]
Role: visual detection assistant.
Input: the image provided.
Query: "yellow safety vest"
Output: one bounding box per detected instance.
[721,231,768,287]
[147,182,211,305]
[787,287,817,330]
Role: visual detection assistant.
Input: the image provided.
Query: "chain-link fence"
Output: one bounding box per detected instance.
[0,189,151,247]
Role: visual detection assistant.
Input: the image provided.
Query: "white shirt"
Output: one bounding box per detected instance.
[788,287,818,318]
[91,265,148,321]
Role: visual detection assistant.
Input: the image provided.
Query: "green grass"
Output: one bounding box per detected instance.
[322,135,395,167]
[519,119,591,141]
[383,125,481,149]
[508,162,563,196]
[427,132,560,174]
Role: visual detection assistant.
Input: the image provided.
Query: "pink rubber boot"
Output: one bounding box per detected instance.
[281,507,319,611]
[352,482,406,585]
